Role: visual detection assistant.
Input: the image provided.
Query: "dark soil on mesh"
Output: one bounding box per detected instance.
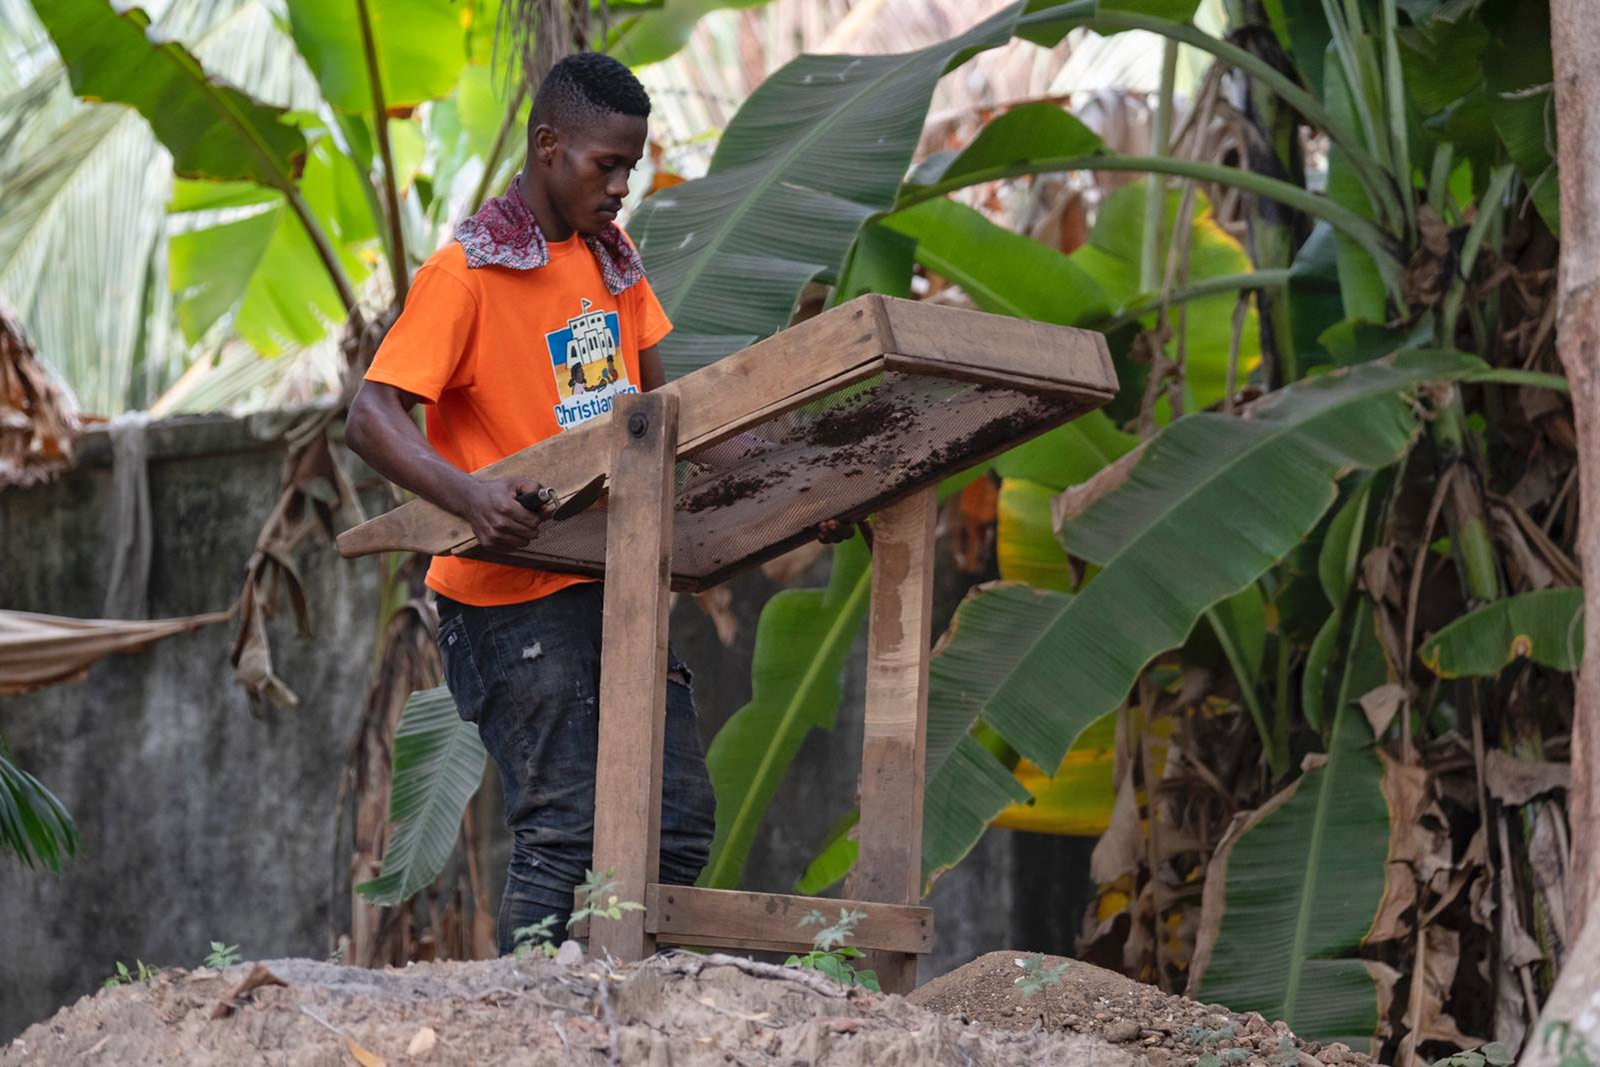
[682,473,776,512]
[909,952,1379,1067]
[804,397,917,448]
[1,952,1142,1067]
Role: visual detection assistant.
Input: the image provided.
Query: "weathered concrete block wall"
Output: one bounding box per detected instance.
[0,412,1091,1042]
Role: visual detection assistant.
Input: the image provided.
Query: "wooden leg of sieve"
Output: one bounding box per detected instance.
[591,392,679,963]
[847,486,937,994]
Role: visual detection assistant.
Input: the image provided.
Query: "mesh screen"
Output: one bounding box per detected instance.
[473,371,1084,591]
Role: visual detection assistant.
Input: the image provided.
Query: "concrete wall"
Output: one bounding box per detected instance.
[0,413,1091,1041]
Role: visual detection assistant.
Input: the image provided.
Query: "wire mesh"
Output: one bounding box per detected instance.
[488,370,1087,591]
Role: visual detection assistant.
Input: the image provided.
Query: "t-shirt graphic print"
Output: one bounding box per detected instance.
[548,296,638,429]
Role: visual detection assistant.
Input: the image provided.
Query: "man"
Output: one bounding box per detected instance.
[345,52,715,954]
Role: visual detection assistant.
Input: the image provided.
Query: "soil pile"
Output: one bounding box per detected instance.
[910,952,1377,1067]
[1,952,1140,1066]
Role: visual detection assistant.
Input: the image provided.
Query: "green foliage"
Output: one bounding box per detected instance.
[784,908,880,991]
[700,536,871,889]
[203,941,241,968]
[1190,709,1390,1050]
[631,3,1022,378]
[1419,588,1584,677]
[1013,954,1069,997]
[356,687,487,906]
[1429,1043,1516,1067]
[103,959,158,990]
[919,353,1482,885]
[792,809,859,896]
[568,868,645,929]
[610,0,778,67]
[35,0,307,187]
[1542,1022,1597,1067]
[284,0,470,114]
[513,915,562,960]
[0,747,79,873]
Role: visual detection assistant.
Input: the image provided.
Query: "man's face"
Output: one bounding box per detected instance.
[535,111,648,236]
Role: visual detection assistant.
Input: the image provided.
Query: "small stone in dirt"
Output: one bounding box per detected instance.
[826,1018,863,1034]
[1105,1020,1143,1043]
[555,940,584,966]
[406,1026,437,1056]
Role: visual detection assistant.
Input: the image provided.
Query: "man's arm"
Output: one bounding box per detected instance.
[639,343,665,393]
[345,381,548,549]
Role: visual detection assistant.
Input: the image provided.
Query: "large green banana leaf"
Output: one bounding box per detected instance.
[1419,587,1584,678]
[1188,707,1390,1051]
[357,686,487,906]
[700,537,871,889]
[169,137,376,352]
[4,0,318,412]
[611,0,778,68]
[285,0,471,114]
[628,4,1022,379]
[918,351,1484,884]
[1300,479,1372,730]
[890,98,1264,414]
[35,0,307,187]
[0,749,80,873]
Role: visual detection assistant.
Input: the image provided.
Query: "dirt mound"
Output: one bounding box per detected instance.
[2,951,1140,1066]
[909,952,1377,1067]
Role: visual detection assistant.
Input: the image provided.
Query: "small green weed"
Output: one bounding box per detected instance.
[1183,1022,1240,1047]
[568,868,645,930]
[1430,1043,1515,1067]
[103,960,158,990]
[784,908,880,991]
[203,941,241,968]
[1543,1022,1595,1067]
[1012,954,1068,998]
[514,914,563,960]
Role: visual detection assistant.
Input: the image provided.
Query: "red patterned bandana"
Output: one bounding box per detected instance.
[455,175,646,295]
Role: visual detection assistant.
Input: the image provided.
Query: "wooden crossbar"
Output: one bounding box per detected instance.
[567,885,934,955]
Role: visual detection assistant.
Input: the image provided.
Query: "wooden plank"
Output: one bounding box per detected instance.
[882,354,1118,404]
[643,885,933,955]
[847,487,937,994]
[334,424,610,557]
[878,295,1117,395]
[589,392,679,963]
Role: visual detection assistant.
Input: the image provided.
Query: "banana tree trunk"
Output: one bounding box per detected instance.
[1550,0,1600,943]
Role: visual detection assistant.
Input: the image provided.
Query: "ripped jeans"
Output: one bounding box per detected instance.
[434,582,716,955]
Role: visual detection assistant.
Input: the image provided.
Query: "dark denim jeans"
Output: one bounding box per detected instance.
[434,583,715,955]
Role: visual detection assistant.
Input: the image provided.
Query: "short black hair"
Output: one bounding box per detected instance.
[529,52,650,136]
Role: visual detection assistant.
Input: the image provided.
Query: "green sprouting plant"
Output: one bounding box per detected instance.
[203,941,241,968]
[1012,954,1068,998]
[1543,1027,1595,1067]
[784,908,880,991]
[1269,1035,1301,1066]
[568,868,645,930]
[1183,1022,1241,1047]
[514,914,562,960]
[1431,1042,1516,1067]
[1543,1023,1596,1067]
[103,959,158,990]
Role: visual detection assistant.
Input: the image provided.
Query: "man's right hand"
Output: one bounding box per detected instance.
[458,476,551,549]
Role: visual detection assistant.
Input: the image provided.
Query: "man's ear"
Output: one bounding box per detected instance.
[531,123,560,166]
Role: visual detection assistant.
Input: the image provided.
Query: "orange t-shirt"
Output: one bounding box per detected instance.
[364,233,672,606]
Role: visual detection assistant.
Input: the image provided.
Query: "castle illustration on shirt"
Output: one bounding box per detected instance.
[545,297,637,429]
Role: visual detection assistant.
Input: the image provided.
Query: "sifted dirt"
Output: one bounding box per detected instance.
[909,952,1378,1067]
[1,952,1142,1067]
